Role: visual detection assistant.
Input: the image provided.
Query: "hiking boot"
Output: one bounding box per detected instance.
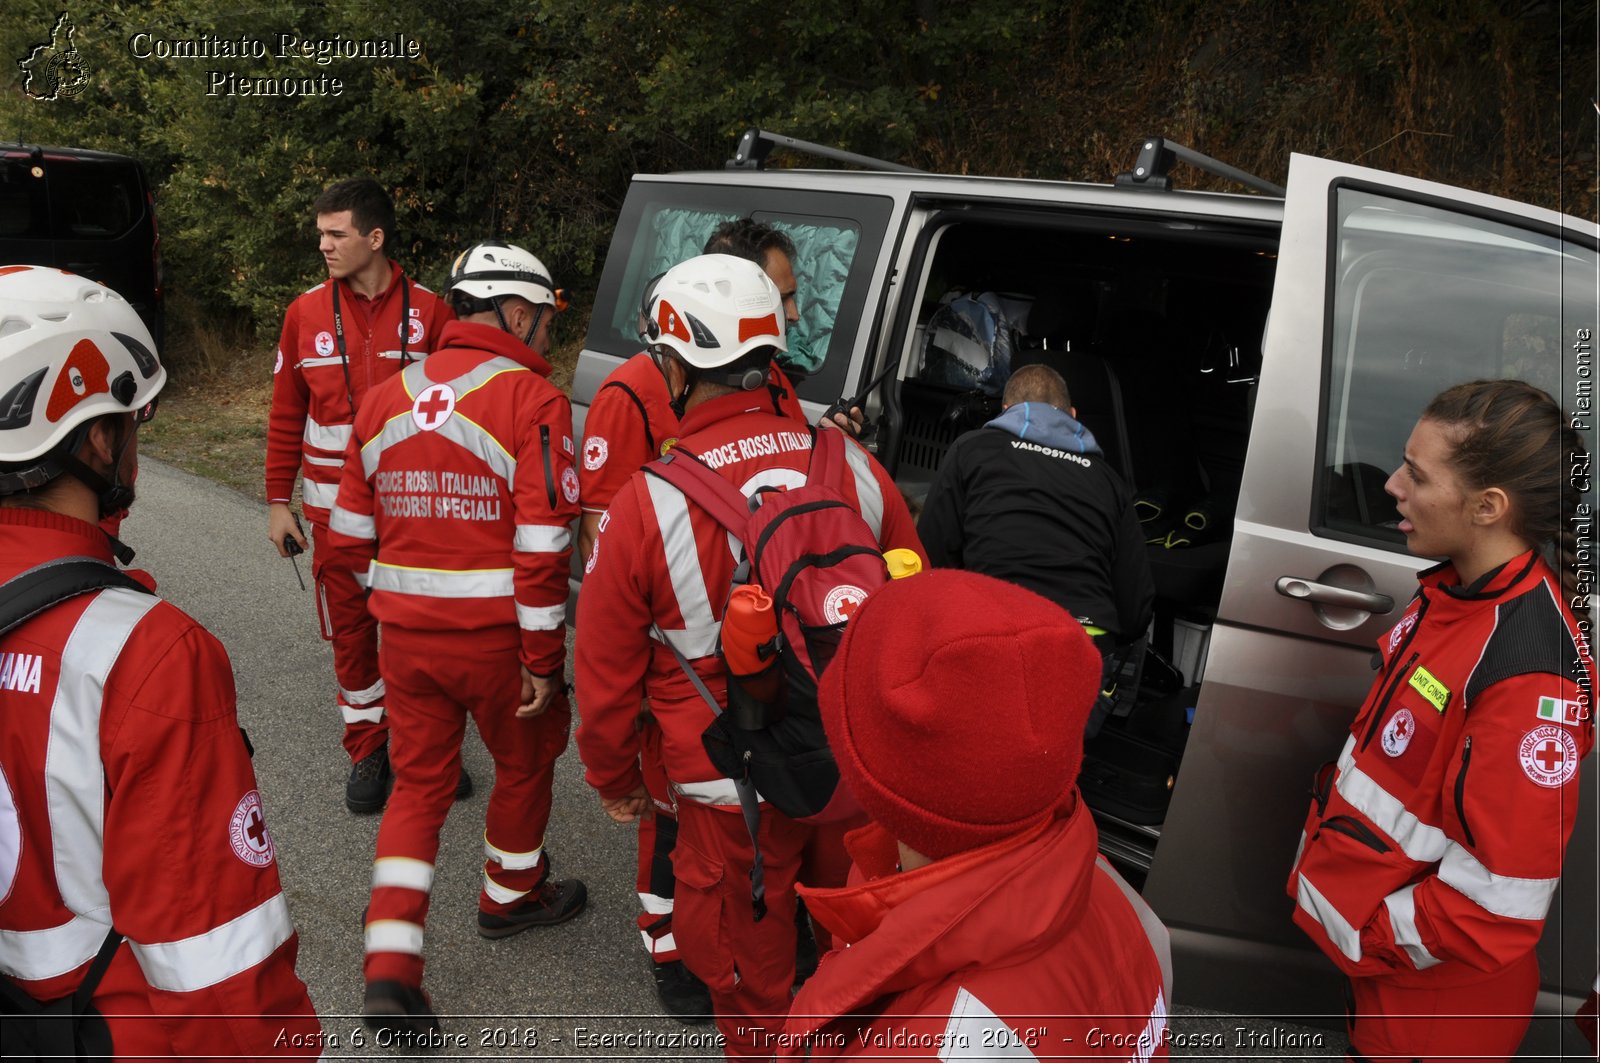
[652,959,713,1025]
[477,873,587,939]
[455,763,473,801]
[345,744,391,814]
[362,980,439,1037]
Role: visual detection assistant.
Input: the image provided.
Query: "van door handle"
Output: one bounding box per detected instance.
[1275,576,1394,614]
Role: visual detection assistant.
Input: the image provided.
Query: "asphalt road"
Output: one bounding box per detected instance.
[122,456,1352,1061]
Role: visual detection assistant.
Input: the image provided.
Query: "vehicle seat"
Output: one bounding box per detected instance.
[1014,284,1133,482]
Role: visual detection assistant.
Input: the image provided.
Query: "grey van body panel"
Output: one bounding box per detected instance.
[573,154,1598,1036]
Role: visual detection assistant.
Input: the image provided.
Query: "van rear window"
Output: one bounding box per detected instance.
[587,183,893,405]
[48,160,141,239]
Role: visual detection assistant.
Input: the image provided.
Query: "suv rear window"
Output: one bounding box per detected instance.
[0,159,47,238]
[587,183,893,404]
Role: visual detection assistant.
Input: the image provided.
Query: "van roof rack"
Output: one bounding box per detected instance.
[1115,136,1285,197]
[726,127,924,174]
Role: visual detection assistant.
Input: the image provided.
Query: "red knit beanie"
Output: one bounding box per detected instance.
[820,569,1103,861]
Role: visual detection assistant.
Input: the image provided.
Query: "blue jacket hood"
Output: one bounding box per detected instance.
[986,402,1102,456]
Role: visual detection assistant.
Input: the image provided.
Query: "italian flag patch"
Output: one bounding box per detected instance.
[1536,696,1587,726]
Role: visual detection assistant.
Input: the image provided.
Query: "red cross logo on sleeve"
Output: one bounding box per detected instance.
[1519,725,1578,788]
[411,383,457,431]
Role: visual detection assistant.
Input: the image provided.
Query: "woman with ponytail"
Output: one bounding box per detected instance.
[1288,379,1595,1063]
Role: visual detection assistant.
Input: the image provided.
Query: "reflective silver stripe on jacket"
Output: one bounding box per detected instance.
[1383,883,1442,970]
[130,893,294,993]
[1437,839,1560,921]
[367,562,514,599]
[304,417,351,452]
[516,602,567,631]
[0,591,147,981]
[301,479,340,510]
[359,360,522,484]
[515,525,570,553]
[644,474,721,659]
[298,355,347,369]
[672,778,767,807]
[1294,872,1363,962]
[1096,855,1173,1004]
[840,437,884,539]
[329,505,376,541]
[1332,737,1448,863]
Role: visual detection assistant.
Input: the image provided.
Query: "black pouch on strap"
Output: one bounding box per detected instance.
[0,926,122,1063]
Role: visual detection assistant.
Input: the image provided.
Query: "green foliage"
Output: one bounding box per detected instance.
[1,0,1587,352]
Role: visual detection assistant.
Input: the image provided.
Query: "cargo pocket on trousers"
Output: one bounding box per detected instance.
[672,858,737,995]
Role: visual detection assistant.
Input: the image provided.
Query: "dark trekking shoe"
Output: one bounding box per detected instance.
[345,744,391,814]
[455,763,473,801]
[477,875,587,939]
[362,980,439,1037]
[652,959,713,1025]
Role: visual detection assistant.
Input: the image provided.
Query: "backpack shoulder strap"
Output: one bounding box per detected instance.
[808,425,849,490]
[645,451,752,538]
[0,558,151,639]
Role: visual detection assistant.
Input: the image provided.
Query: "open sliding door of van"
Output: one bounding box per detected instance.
[1145,153,1599,1033]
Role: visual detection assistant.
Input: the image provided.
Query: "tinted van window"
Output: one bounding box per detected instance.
[1317,187,1598,544]
[587,184,893,404]
[49,159,141,238]
[0,159,47,238]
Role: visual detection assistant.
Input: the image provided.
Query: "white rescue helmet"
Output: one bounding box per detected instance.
[646,254,786,370]
[0,266,165,473]
[447,242,565,310]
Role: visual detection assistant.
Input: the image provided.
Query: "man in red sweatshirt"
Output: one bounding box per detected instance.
[327,242,586,1034]
[265,178,454,814]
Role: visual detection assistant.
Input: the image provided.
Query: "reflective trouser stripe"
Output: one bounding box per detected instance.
[365,920,425,955]
[485,837,543,871]
[341,703,385,724]
[372,857,435,894]
[643,930,678,956]
[130,892,296,993]
[340,677,386,705]
[639,892,673,916]
[483,873,529,906]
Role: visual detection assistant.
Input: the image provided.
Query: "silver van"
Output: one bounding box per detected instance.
[571,132,1597,1050]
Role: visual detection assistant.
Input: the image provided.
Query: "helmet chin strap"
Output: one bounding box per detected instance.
[58,417,135,520]
[492,299,546,348]
[656,353,697,419]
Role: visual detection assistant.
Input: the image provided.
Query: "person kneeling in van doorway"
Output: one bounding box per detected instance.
[328,242,588,1035]
[778,569,1172,1059]
[1287,380,1595,1063]
[917,363,1153,737]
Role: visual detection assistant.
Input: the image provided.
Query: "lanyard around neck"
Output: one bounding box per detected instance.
[331,275,412,413]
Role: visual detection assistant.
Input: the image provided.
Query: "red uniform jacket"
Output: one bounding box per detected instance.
[574,389,924,804]
[0,510,320,1059]
[780,805,1171,1060]
[266,263,453,522]
[1288,550,1595,986]
[327,320,578,675]
[578,352,810,515]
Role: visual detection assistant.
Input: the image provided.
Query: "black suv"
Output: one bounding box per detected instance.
[0,143,162,346]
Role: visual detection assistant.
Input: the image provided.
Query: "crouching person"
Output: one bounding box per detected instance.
[780,569,1172,1059]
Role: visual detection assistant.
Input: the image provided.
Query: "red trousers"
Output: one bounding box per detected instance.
[672,799,856,1058]
[1346,950,1541,1062]
[363,626,570,988]
[637,718,682,962]
[310,520,385,761]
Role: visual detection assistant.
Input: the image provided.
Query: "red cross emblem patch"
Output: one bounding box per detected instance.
[583,436,609,471]
[228,790,275,867]
[411,383,456,431]
[823,584,868,625]
[1519,725,1578,789]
